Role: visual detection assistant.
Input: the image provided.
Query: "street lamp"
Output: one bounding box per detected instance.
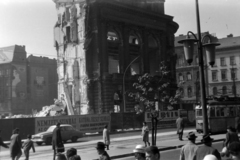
[123,55,140,112]
[178,0,220,135]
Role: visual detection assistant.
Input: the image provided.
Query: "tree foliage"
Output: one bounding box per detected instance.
[128,62,182,114]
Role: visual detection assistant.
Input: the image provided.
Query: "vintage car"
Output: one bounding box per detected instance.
[32,124,83,145]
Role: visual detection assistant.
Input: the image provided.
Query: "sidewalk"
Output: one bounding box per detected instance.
[79,128,227,160]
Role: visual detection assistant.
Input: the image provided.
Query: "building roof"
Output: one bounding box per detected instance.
[0,45,26,64]
[217,36,240,49]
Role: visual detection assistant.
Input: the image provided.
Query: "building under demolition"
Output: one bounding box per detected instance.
[53,0,179,114]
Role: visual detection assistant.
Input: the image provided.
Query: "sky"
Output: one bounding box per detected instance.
[0,0,240,59]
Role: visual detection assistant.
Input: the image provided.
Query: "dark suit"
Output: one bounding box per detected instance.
[194,144,221,160]
[52,126,62,160]
[176,117,184,140]
[225,131,239,147]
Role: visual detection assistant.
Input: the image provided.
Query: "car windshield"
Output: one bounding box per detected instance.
[47,126,56,132]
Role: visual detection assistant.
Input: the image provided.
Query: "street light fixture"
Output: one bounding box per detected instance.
[178,0,220,135]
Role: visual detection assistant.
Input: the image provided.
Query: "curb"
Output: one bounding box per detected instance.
[109,138,226,160]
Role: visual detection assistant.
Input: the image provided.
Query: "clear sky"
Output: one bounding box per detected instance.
[0,0,239,58]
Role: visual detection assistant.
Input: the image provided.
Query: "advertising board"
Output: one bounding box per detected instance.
[35,114,111,134]
[145,110,179,122]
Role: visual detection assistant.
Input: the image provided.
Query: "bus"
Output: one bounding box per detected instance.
[195,97,240,133]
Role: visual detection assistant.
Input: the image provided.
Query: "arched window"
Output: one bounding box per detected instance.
[179,73,184,81]
[213,87,218,95]
[222,86,227,95]
[129,33,140,75]
[187,72,192,81]
[107,30,120,74]
[188,87,192,98]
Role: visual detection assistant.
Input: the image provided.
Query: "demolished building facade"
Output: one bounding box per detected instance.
[53,0,179,115]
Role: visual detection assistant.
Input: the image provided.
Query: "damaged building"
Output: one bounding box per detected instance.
[53,0,179,114]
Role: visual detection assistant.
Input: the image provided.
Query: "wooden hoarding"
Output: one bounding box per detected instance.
[35,114,111,134]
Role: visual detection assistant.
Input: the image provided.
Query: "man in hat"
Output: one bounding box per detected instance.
[194,134,221,160]
[95,142,110,160]
[52,122,64,160]
[176,114,185,141]
[133,144,146,160]
[179,132,198,160]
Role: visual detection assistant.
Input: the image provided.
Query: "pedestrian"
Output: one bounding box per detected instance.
[228,141,240,160]
[176,114,185,141]
[52,122,64,160]
[22,134,35,160]
[95,141,111,160]
[10,128,22,160]
[145,145,160,160]
[133,144,146,160]
[142,122,150,147]
[103,124,110,150]
[194,134,221,160]
[179,132,198,160]
[221,126,239,157]
[55,153,67,160]
[0,129,9,149]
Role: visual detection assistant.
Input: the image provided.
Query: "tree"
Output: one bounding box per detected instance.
[128,62,181,145]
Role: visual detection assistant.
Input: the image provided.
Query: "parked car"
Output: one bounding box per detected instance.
[32,124,84,145]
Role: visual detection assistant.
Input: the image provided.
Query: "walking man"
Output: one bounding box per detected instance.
[103,124,110,150]
[95,142,111,160]
[194,134,221,160]
[22,134,35,160]
[179,132,198,160]
[0,129,9,149]
[52,122,64,160]
[176,114,184,141]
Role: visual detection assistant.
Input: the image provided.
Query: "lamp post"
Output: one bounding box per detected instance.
[178,0,220,135]
[123,55,140,112]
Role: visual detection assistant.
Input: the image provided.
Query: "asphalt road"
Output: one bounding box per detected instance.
[118,141,229,160]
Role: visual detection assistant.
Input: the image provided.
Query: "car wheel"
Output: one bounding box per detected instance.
[36,142,43,146]
[71,136,78,143]
[45,137,52,145]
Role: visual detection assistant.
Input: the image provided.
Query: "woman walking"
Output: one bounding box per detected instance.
[103,124,110,150]
[10,128,22,160]
[141,122,150,147]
